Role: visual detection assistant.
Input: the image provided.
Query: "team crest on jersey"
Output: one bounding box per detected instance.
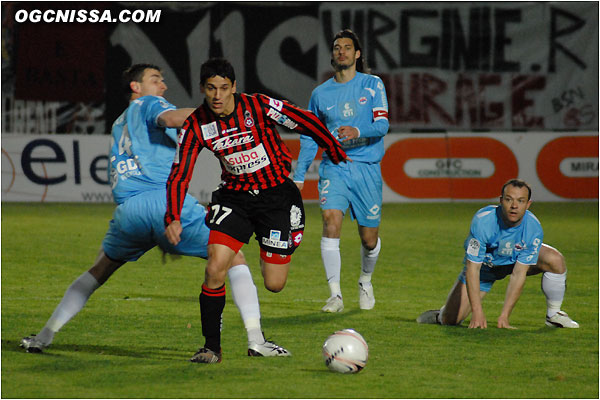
[290,205,303,228]
[201,121,219,140]
[244,110,255,127]
[359,96,367,105]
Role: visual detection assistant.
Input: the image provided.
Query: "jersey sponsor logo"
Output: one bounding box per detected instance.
[290,205,303,228]
[341,137,369,150]
[266,107,298,129]
[326,105,336,110]
[342,102,354,118]
[262,229,288,249]
[177,128,186,145]
[365,87,376,97]
[212,132,254,151]
[467,238,480,257]
[268,97,283,111]
[359,96,367,105]
[366,204,381,220]
[223,127,238,134]
[373,108,388,121]
[499,241,514,256]
[222,143,270,175]
[159,100,170,109]
[201,121,219,140]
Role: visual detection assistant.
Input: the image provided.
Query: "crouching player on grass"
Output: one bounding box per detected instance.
[417,179,579,329]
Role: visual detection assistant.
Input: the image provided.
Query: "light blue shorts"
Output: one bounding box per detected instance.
[317,161,382,228]
[102,190,209,262]
[457,264,515,292]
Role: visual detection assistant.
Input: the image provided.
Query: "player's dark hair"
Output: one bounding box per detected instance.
[200,58,236,86]
[501,179,532,200]
[331,29,370,73]
[122,63,161,96]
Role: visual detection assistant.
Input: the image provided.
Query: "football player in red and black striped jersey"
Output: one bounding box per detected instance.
[164,58,348,363]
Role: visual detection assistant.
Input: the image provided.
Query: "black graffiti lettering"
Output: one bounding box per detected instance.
[493,9,520,72]
[549,7,587,72]
[401,9,439,68]
[367,10,397,69]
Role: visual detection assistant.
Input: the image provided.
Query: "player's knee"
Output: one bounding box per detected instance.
[265,280,286,293]
[542,246,566,274]
[361,237,379,251]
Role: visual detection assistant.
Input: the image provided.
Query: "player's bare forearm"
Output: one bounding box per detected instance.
[465,260,486,329]
[158,108,195,128]
[497,263,528,329]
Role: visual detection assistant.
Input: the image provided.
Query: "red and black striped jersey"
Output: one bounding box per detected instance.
[165,92,346,224]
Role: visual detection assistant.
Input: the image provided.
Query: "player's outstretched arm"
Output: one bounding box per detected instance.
[465,260,487,329]
[497,262,529,329]
[158,108,196,128]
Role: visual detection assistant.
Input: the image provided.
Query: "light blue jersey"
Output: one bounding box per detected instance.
[458,205,544,291]
[110,95,179,204]
[103,96,208,262]
[293,72,389,182]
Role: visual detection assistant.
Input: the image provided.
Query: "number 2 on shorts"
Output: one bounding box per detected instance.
[209,205,232,225]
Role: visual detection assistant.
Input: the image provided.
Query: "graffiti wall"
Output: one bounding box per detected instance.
[2,2,598,134]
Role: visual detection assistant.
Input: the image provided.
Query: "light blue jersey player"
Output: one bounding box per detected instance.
[293,30,389,313]
[417,179,579,329]
[458,205,543,292]
[20,65,291,357]
[106,92,208,260]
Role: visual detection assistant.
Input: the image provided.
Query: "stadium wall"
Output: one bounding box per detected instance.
[2,133,596,203]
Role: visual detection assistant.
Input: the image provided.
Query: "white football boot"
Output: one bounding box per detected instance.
[248,340,291,357]
[20,335,49,353]
[545,311,579,328]
[322,295,344,313]
[358,282,375,310]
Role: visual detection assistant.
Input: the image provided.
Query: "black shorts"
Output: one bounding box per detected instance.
[206,179,305,255]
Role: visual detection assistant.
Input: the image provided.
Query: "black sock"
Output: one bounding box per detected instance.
[199,284,226,353]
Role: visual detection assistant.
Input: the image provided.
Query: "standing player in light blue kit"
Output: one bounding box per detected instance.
[417,179,579,329]
[293,29,389,312]
[21,64,290,357]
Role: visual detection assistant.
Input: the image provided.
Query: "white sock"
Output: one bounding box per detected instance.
[39,271,101,344]
[321,237,341,298]
[360,237,381,284]
[542,271,566,318]
[228,264,264,344]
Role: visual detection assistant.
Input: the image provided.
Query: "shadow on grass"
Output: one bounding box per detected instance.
[2,339,185,361]
[261,309,361,325]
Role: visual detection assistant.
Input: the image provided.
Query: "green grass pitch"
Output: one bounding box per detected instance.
[1,202,598,398]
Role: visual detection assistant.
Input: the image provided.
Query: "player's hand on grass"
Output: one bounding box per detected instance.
[165,220,182,246]
[469,311,487,329]
[497,315,517,329]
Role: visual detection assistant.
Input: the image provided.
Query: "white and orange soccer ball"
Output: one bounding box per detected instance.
[322,329,368,373]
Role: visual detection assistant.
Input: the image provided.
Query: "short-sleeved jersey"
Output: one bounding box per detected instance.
[464,205,544,267]
[165,93,346,224]
[110,96,178,204]
[294,72,389,182]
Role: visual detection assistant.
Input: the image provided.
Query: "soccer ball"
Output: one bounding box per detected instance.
[322,329,368,373]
